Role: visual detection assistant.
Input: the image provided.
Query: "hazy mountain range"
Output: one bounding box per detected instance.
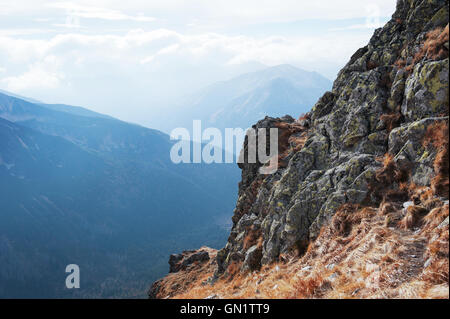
[0,64,330,298]
[156,64,331,132]
[0,91,240,298]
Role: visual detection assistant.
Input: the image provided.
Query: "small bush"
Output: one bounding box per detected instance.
[405,24,449,72]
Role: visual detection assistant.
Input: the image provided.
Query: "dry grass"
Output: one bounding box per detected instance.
[423,121,449,198]
[156,197,448,299]
[269,120,309,169]
[402,24,449,72]
[152,121,449,300]
[399,205,428,229]
[159,143,449,299]
[298,113,309,122]
[423,121,449,149]
[151,247,218,299]
[431,147,449,198]
[415,24,449,61]
[242,226,262,251]
[370,153,410,202]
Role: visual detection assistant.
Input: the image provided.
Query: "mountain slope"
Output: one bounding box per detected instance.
[149,0,449,299]
[0,88,42,104]
[0,93,240,298]
[161,64,331,132]
[0,88,111,120]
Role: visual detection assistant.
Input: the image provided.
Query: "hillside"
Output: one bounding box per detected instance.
[149,0,449,299]
[0,93,240,298]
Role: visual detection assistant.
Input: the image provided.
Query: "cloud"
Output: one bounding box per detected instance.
[1,1,395,28]
[0,0,398,130]
[0,28,57,36]
[69,0,395,26]
[134,29,370,74]
[0,26,373,96]
[329,23,384,32]
[47,2,156,22]
[141,43,181,64]
[2,58,64,91]
[329,3,387,31]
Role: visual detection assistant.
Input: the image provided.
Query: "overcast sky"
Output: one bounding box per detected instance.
[0,1,397,128]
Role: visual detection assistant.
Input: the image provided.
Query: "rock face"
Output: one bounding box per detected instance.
[214,0,449,277]
[168,250,210,273]
[148,247,217,299]
[149,0,449,296]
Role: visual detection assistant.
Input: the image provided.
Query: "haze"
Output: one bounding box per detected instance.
[0,0,396,132]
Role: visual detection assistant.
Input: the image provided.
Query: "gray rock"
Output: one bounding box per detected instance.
[242,245,263,272]
[401,60,449,122]
[169,250,210,273]
[210,0,449,278]
[438,217,449,229]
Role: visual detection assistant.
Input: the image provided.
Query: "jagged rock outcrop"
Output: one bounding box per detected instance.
[149,0,449,298]
[168,250,210,273]
[148,247,217,299]
[214,0,449,277]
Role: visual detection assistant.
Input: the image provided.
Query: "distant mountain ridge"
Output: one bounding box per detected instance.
[162,64,331,132]
[0,88,42,104]
[0,90,113,121]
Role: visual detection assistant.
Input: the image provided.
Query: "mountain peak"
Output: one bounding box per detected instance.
[161,64,331,133]
[264,63,314,74]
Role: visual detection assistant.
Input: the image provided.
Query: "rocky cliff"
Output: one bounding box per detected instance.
[149,0,449,299]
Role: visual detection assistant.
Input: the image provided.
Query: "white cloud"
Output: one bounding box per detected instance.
[0,28,57,36]
[1,1,396,26]
[2,66,62,91]
[2,55,64,91]
[0,27,373,105]
[329,23,384,32]
[53,12,82,28]
[86,0,396,25]
[0,26,372,87]
[47,2,156,22]
[0,0,397,127]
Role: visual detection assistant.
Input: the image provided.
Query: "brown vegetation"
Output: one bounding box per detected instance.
[157,197,448,299]
[367,60,378,71]
[242,226,262,251]
[270,119,309,169]
[370,153,409,202]
[153,121,449,299]
[424,121,449,198]
[414,24,449,62]
[380,112,402,133]
[399,24,449,72]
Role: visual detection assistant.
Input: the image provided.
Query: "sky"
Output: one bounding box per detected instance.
[0,0,397,129]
